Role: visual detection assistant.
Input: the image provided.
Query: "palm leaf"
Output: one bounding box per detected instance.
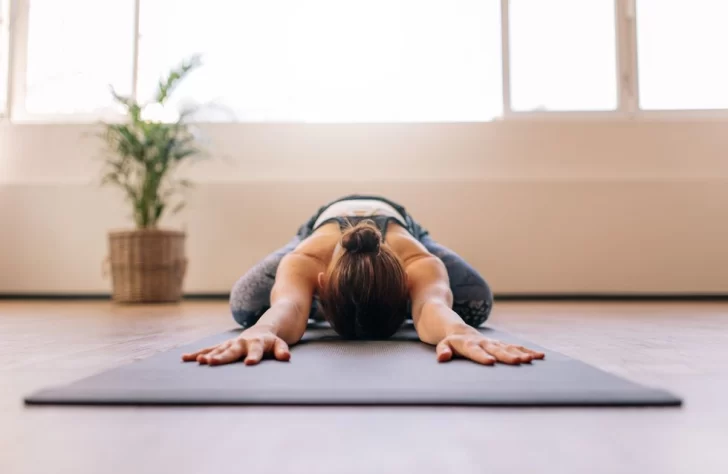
[109,87,141,122]
[99,54,204,228]
[155,54,202,104]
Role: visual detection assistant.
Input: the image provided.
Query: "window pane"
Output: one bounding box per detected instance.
[138,0,502,122]
[509,0,618,112]
[0,0,7,114]
[25,0,134,115]
[637,0,728,110]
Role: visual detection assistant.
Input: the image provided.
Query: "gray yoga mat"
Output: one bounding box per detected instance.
[25,326,682,407]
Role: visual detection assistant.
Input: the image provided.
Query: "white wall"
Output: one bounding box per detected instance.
[1,120,727,294]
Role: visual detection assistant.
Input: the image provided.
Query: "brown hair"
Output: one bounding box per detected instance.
[318,220,409,339]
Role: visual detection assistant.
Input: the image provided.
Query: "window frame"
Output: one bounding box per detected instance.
[630,0,728,119]
[9,0,137,123]
[501,0,631,121]
[0,0,10,118]
[5,0,728,123]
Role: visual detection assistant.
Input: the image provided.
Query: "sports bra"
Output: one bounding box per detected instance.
[314,215,406,241]
[297,194,428,243]
[312,198,410,241]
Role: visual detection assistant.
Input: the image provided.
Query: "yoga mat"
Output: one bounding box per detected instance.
[24,326,682,407]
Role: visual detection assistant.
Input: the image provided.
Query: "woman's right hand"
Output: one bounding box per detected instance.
[181,326,291,366]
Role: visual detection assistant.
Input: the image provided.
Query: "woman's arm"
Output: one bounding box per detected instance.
[257,252,323,343]
[407,255,474,343]
[182,251,324,366]
[407,256,544,365]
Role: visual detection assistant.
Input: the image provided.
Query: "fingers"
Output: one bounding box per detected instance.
[441,337,534,366]
[481,341,523,365]
[445,338,495,365]
[518,345,546,360]
[436,340,453,362]
[189,334,293,367]
[181,345,217,362]
[244,340,265,365]
[501,345,545,363]
[503,345,534,364]
[207,340,247,365]
[461,343,496,365]
[196,340,237,365]
[480,341,546,364]
[197,341,232,364]
[273,338,291,362]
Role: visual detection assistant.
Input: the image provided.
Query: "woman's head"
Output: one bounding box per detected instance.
[317,220,408,339]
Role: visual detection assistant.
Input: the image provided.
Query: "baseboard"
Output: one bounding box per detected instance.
[495,293,728,301]
[0,293,113,300]
[1,293,728,301]
[0,293,229,301]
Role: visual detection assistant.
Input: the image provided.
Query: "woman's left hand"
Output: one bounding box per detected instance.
[436,329,545,365]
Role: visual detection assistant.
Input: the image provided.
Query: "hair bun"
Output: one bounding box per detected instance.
[341,221,381,254]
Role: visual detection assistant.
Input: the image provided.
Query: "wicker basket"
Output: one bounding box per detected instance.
[107,229,187,303]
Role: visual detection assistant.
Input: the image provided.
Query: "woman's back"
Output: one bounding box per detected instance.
[294,217,430,273]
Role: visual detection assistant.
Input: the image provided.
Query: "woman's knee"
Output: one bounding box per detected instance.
[231,306,268,329]
[452,274,493,327]
[229,237,301,328]
[229,269,274,328]
[229,257,283,328]
[448,264,493,328]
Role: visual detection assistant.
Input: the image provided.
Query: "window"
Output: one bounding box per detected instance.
[24,0,135,115]
[636,0,728,110]
[9,0,728,121]
[508,0,618,112]
[137,0,503,122]
[0,0,8,115]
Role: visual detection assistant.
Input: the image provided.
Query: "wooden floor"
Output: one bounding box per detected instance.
[2,300,727,474]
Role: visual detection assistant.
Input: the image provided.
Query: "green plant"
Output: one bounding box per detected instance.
[100,55,204,229]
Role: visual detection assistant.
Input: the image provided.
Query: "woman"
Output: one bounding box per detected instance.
[182,195,544,366]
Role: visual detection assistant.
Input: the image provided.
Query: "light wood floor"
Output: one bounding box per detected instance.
[2,300,728,474]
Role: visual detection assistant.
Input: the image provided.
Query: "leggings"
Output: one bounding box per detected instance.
[229,234,493,330]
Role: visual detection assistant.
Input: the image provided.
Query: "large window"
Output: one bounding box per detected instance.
[137,0,502,122]
[24,0,135,116]
[6,0,728,121]
[0,0,8,115]
[508,0,618,112]
[636,0,728,110]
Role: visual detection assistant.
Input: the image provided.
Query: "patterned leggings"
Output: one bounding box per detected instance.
[229,235,493,330]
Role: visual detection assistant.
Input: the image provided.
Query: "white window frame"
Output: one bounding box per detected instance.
[5,0,728,123]
[0,0,11,118]
[9,0,137,123]
[500,0,634,121]
[8,0,28,121]
[629,0,728,120]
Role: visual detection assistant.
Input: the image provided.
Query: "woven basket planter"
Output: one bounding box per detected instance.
[107,229,187,303]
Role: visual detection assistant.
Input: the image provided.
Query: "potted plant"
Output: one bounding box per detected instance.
[100,56,205,303]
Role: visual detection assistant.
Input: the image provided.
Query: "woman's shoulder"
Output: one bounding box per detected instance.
[385,224,432,265]
[290,223,340,262]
